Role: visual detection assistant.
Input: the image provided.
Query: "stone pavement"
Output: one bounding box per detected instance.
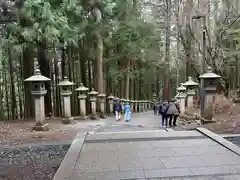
[53,127,240,180]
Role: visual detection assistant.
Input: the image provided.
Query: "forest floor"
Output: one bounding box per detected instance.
[0,118,103,146]
[1,95,240,146]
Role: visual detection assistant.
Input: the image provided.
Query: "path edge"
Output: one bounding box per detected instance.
[196,127,240,156]
[52,132,87,180]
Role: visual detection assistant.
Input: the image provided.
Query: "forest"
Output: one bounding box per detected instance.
[0,0,239,120]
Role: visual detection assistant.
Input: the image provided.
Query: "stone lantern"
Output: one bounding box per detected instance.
[177,83,187,115]
[97,92,106,119]
[129,100,134,111]
[146,100,150,111]
[120,98,125,108]
[134,100,137,112]
[107,95,115,115]
[143,100,146,111]
[75,83,89,120]
[153,93,157,102]
[137,100,141,112]
[199,66,221,120]
[24,68,50,131]
[58,76,74,124]
[183,77,199,109]
[234,87,240,103]
[88,88,99,120]
[146,100,149,110]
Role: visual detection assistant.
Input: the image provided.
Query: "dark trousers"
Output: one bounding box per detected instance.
[168,115,179,126]
[162,114,169,126]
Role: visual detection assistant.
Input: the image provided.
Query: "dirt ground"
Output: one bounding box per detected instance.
[0,118,102,146]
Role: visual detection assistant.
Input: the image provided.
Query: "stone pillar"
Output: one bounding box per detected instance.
[107,95,114,116]
[79,94,87,118]
[130,100,133,111]
[76,83,89,120]
[58,77,74,124]
[186,90,195,109]
[88,88,99,120]
[133,100,136,112]
[176,83,187,115]
[144,101,147,111]
[137,101,140,112]
[24,68,50,131]
[120,98,124,109]
[35,96,45,125]
[142,101,146,111]
[153,93,157,102]
[183,77,198,109]
[98,93,106,119]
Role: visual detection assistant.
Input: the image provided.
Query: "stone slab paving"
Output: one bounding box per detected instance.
[68,130,240,180]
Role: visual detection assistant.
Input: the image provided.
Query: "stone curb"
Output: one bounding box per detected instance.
[84,136,207,143]
[196,128,240,156]
[52,132,87,180]
[221,134,240,138]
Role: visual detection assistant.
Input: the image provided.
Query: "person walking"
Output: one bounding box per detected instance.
[123,101,132,122]
[153,103,158,115]
[166,99,180,127]
[159,100,169,128]
[113,99,122,121]
[172,99,180,126]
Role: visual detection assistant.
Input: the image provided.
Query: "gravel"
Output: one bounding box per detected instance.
[0,142,71,180]
[225,136,240,147]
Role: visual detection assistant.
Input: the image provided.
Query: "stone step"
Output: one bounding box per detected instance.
[85,130,204,142]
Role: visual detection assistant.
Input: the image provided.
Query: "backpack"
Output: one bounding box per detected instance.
[161,104,169,114]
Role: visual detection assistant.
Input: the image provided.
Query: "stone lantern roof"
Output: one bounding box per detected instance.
[58,76,74,86]
[199,66,221,79]
[24,69,50,82]
[114,97,120,101]
[107,95,115,99]
[97,92,106,98]
[88,88,98,95]
[183,77,198,86]
[76,83,89,92]
[177,83,187,91]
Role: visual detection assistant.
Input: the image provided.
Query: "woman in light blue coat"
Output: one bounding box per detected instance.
[123,101,132,122]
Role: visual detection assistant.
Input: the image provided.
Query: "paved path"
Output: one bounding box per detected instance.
[54,127,240,180]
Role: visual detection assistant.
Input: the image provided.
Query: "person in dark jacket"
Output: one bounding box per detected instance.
[159,100,169,127]
[113,99,122,121]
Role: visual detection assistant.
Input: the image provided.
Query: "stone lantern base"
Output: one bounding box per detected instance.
[233,97,240,103]
[89,114,99,120]
[74,116,89,120]
[99,113,107,119]
[62,117,74,124]
[33,123,49,131]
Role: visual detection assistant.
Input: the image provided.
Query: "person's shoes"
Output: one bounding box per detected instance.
[162,125,165,128]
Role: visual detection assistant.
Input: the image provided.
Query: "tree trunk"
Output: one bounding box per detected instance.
[23,48,34,118]
[38,44,52,116]
[163,0,171,100]
[8,48,17,120]
[125,59,131,99]
[4,71,10,120]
